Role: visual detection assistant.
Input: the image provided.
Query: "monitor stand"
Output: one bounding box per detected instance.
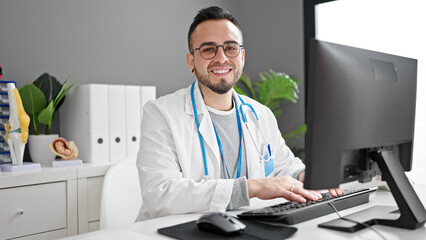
[319,149,426,232]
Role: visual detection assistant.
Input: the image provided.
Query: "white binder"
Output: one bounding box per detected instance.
[108,85,126,163]
[60,84,156,163]
[60,84,110,163]
[140,86,156,120]
[125,85,141,160]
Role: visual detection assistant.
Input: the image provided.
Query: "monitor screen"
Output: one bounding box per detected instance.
[304,39,417,190]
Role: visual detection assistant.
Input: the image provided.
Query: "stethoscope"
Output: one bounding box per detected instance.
[191,81,272,182]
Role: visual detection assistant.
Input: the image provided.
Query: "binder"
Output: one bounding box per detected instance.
[60,84,156,164]
[140,86,156,120]
[125,85,141,160]
[60,84,110,163]
[107,85,126,163]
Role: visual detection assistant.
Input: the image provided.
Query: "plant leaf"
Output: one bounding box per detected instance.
[33,73,62,104]
[19,84,46,114]
[53,77,76,108]
[233,84,245,95]
[255,69,300,116]
[235,69,306,144]
[38,101,55,125]
[283,124,307,140]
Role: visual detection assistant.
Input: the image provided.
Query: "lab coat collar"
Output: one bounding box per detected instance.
[185,81,221,176]
[185,81,206,116]
[236,93,264,178]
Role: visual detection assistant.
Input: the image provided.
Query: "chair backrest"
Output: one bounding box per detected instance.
[99,159,142,229]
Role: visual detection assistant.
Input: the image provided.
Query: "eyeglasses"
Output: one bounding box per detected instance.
[192,41,244,60]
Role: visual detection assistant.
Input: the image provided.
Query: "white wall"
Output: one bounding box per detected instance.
[0,0,305,159]
[316,0,426,184]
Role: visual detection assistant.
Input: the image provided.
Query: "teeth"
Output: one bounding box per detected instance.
[212,69,230,74]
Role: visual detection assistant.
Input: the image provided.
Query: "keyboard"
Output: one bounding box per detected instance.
[237,188,376,225]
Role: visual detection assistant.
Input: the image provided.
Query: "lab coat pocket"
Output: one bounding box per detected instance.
[264,158,274,177]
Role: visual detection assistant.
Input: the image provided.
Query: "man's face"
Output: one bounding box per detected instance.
[186,19,245,94]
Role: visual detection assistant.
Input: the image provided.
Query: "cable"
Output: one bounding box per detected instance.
[327,203,387,240]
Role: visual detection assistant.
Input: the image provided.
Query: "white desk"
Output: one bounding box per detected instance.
[63,184,426,240]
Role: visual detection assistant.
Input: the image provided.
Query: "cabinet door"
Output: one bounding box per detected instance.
[78,176,104,233]
[0,182,67,239]
[87,176,104,223]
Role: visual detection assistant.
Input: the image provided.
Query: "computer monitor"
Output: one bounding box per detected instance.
[304,39,426,230]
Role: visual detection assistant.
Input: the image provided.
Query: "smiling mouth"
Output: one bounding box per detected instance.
[211,69,232,74]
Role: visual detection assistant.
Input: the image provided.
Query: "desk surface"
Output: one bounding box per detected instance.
[64,184,426,240]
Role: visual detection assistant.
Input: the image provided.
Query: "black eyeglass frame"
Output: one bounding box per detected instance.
[191,41,244,60]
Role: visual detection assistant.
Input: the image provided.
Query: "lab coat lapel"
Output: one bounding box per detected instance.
[233,92,263,178]
[198,113,221,166]
[185,82,221,177]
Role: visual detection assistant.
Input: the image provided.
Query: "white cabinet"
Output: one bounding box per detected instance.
[0,182,68,239]
[0,163,112,240]
[76,164,110,234]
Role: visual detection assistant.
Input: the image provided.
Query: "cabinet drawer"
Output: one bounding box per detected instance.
[0,182,67,239]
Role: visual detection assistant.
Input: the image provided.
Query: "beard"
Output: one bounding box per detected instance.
[194,63,242,95]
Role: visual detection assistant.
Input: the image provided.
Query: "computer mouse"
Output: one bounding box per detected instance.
[196,212,246,235]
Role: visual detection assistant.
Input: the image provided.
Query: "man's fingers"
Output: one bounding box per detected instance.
[310,190,323,199]
[336,187,344,195]
[292,186,321,201]
[285,180,322,202]
[281,190,307,203]
[329,188,338,197]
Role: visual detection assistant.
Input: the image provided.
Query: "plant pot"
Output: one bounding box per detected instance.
[28,134,59,164]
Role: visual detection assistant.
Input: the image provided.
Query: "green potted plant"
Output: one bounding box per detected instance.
[19,73,76,164]
[234,69,306,158]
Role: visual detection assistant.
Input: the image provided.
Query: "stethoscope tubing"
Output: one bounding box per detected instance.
[191,81,271,181]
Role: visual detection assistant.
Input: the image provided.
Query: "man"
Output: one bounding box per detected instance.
[136,6,342,221]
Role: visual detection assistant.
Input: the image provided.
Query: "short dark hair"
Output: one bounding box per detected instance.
[188,6,242,51]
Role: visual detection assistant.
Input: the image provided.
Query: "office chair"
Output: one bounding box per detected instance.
[99,158,142,229]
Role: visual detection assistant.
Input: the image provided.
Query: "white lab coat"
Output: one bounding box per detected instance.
[136,81,305,221]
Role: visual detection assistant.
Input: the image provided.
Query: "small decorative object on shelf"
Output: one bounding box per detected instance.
[20,73,76,164]
[49,137,82,167]
[0,64,3,79]
[49,137,79,160]
[0,82,41,172]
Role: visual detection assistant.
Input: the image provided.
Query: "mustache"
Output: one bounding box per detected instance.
[207,63,235,69]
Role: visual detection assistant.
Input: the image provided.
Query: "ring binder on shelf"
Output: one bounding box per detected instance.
[60,84,156,163]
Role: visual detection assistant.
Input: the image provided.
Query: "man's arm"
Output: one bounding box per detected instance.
[137,100,234,219]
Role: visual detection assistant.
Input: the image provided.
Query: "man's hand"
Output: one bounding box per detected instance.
[297,171,344,197]
[247,175,322,203]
